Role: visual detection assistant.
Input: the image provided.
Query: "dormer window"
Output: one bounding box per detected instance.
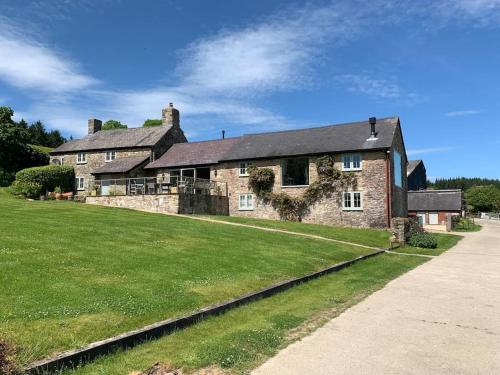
[76,152,87,164]
[105,151,116,162]
[342,153,362,171]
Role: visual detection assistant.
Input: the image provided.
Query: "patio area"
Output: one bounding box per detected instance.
[90,176,227,197]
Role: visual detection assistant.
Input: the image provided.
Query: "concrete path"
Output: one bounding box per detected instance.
[253,219,500,375]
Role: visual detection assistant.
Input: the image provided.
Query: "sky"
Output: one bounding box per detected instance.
[0,0,499,180]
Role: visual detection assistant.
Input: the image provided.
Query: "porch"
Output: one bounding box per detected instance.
[89,176,227,197]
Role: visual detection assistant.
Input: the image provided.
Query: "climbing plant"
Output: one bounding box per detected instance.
[247,156,357,221]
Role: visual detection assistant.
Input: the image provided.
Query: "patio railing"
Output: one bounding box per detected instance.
[90,176,227,197]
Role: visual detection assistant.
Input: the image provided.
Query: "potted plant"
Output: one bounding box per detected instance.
[54,186,62,200]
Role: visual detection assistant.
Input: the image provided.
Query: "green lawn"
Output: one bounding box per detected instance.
[204,215,462,257]
[66,254,426,375]
[201,215,392,248]
[0,189,374,367]
[0,189,461,373]
[393,232,463,256]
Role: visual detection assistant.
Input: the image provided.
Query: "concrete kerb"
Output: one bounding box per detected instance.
[24,249,385,375]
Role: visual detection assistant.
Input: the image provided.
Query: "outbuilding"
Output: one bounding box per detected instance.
[408,189,463,225]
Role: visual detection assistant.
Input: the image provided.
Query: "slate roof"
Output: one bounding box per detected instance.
[51,126,171,154]
[222,117,399,161]
[407,159,423,176]
[145,116,400,169]
[408,190,463,211]
[91,156,150,175]
[145,138,240,169]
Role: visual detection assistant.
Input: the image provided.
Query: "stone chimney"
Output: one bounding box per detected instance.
[88,118,102,134]
[162,102,180,127]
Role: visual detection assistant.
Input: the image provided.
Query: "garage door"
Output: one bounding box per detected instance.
[428,212,439,225]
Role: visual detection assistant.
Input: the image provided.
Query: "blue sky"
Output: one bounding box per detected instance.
[1,0,499,179]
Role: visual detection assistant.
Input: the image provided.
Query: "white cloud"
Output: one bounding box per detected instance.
[444,109,482,117]
[407,147,455,156]
[335,74,426,105]
[176,4,360,96]
[5,0,500,137]
[436,0,500,21]
[0,18,98,93]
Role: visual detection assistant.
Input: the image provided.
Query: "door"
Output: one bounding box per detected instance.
[428,212,439,225]
[101,180,110,196]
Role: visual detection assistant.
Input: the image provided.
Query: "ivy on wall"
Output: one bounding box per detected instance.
[247,156,357,221]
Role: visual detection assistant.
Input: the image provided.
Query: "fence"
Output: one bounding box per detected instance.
[90,176,227,197]
[481,212,500,220]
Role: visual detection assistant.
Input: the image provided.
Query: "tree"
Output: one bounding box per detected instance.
[28,121,48,146]
[0,106,14,124]
[143,119,162,127]
[466,186,500,213]
[102,120,128,130]
[0,107,50,186]
[46,129,66,148]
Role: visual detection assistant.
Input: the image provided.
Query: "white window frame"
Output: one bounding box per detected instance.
[342,153,362,171]
[238,193,254,211]
[342,191,363,211]
[76,176,85,191]
[105,150,116,162]
[239,161,252,177]
[76,152,87,164]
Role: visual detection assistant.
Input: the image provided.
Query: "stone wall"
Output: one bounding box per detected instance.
[211,152,388,228]
[178,194,229,215]
[86,193,229,216]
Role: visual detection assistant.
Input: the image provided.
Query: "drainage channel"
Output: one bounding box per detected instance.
[24,249,385,375]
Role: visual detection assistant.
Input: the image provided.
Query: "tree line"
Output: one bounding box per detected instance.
[101,118,163,130]
[428,177,500,191]
[0,106,66,186]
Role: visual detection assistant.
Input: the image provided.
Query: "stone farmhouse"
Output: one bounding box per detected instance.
[50,104,409,229]
[50,104,187,194]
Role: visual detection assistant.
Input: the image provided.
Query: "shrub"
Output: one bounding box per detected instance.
[407,216,424,238]
[247,166,275,198]
[407,232,438,249]
[0,168,15,187]
[13,165,75,198]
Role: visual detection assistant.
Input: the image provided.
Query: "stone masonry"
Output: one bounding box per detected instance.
[211,152,389,228]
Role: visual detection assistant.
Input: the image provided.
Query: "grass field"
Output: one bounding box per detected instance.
[0,189,461,373]
[200,215,392,248]
[0,189,374,367]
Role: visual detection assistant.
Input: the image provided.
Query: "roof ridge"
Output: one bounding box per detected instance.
[241,116,399,137]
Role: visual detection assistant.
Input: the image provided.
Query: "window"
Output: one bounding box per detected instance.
[76,177,85,191]
[239,162,252,176]
[238,194,254,210]
[394,150,402,187]
[105,151,116,162]
[281,158,309,186]
[342,153,362,171]
[342,191,363,211]
[77,152,86,164]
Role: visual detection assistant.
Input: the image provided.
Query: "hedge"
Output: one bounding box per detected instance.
[13,165,75,198]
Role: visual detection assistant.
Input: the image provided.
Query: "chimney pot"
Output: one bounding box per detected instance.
[88,118,102,134]
[162,103,180,127]
[369,117,377,138]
